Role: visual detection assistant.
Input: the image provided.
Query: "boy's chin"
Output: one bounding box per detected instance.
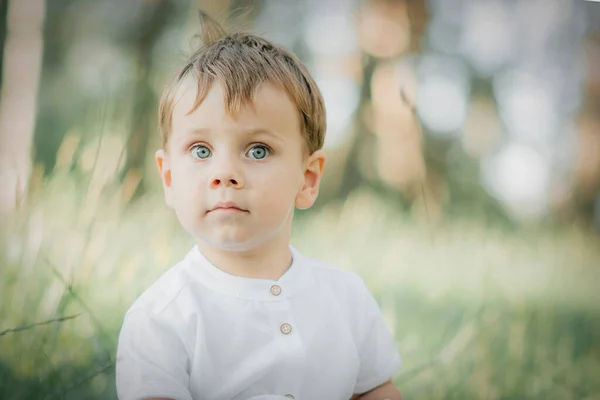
[196,234,269,253]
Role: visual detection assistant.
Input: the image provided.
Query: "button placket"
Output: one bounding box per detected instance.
[267,300,304,400]
[273,286,292,336]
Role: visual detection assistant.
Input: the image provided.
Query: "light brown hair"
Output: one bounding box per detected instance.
[158,11,327,154]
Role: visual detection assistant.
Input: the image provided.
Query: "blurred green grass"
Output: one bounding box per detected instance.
[1,140,600,399]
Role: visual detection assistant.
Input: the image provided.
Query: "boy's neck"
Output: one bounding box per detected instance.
[197,236,293,281]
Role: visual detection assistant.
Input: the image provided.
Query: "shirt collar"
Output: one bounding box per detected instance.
[183,245,313,301]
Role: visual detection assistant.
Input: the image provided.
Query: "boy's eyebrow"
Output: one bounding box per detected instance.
[244,128,284,141]
[182,127,211,139]
[183,127,284,141]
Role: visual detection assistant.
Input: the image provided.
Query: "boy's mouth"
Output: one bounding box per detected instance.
[207,201,248,214]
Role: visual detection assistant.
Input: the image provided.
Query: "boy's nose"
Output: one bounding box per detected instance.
[209,176,242,189]
[209,159,244,189]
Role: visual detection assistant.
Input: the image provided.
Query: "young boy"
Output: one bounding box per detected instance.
[116,12,403,400]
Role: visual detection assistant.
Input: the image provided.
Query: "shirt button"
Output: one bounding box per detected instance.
[280,323,292,335]
[270,285,281,296]
[284,395,295,399]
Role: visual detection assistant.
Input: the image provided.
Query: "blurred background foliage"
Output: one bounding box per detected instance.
[1,0,600,398]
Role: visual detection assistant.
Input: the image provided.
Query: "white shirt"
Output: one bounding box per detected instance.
[116,246,401,400]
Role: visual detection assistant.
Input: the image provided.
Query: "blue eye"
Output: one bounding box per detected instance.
[247,145,270,160]
[191,145,211,159]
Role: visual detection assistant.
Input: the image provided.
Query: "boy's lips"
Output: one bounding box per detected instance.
[208,201,248,214]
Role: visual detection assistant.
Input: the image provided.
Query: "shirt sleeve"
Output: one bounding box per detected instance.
[116,309,193,400]
[353,279,402,394]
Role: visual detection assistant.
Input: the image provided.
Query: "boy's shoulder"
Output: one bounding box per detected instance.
[301,254,380,327]
[125,258,193,317]
[301,253,367,292]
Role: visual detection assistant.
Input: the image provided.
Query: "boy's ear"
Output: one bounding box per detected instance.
[155,149,174,208]
[295,150,326,210]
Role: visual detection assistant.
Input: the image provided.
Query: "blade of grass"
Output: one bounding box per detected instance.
[0,314,79,337]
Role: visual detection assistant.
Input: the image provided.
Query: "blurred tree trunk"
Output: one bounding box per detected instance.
[31,0,78,177]
[0,0,8,88]
[337,55,377,200]
[0,0,45,215]
[122,0,177,201]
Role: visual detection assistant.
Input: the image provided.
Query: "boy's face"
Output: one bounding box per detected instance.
[156,79,325,252]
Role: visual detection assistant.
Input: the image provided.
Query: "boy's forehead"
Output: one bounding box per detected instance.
[172,77,300,127]
[172,76,208,114]
[169,76,304,146]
